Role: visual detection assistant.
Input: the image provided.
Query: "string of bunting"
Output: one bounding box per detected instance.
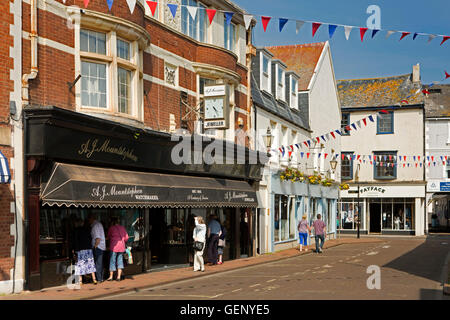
[71,1,450,46]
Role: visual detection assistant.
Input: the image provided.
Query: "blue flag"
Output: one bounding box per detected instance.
[329,25,337,38]
[413,33,419,40]
[368,115,374,122]
[279,18,289,32]
[301,152,304,158]
[372,29,380,38]
[167,3,178,18]
[107,0,113,11]
[225,12,234,26]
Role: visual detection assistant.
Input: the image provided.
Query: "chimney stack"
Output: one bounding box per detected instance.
[412,63,420,83]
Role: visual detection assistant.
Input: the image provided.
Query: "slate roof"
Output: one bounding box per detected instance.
[337,74,424,108]
[251,74,310,131]
[265,42,326,91]
[424,84,450,118]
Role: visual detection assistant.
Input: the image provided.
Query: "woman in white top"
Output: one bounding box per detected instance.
[193,216,207,272]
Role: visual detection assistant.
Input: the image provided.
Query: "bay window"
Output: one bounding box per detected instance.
[224,19,236,52]
[181,0,207,42]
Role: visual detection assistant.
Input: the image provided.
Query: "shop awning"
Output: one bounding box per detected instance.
[40,163,257,208]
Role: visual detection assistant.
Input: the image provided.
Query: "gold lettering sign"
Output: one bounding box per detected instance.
[78,138,138,162]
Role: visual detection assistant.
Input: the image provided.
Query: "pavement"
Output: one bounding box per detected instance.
[0,237,383,300]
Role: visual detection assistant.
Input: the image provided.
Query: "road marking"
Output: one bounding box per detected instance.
[131,293,224,299]
[323,264,333,268]
[314,266,320,270]
[280,275,289,278]
[382,245,391,249]
[249,284,261,288]
[338,260,343,263]
[367,251,378,256]
[232,288,243,293]
[266,279,277,283]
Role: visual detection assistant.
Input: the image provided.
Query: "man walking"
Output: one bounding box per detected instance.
[311,214,326,253]
[206,214,221,265]
[88,213,106,282]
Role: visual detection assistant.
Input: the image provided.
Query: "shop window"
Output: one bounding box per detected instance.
[341,152,354,180]
[377,111,394,134]
[446,159,450,178]
[274,195,280,242]
[288,197,296,240]
[341,113,350,135]
[339,200,363,230]
[164,209,186,244]
[382,200,393,229]
[373,151,397,180]
[79,28,141,118]
[274,195,296,242]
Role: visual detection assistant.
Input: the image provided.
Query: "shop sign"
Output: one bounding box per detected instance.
[440,182,450,192]
[224,191,256,203]
[427,181,450,192]
[78,138,138,162]
[359,186,386,196]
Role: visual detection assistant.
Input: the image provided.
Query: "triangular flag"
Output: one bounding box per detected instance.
[386,30,396,39]
[363,118,367,126]
[301,152,304,158]
[316,137,320,143]
[187,6,198,21]
[288,150,292,158]
[335,130,342,136]
[428,34,436,43]
[83,0,90,8]
[329,25,337,39]
[360,27,368,42]
[326,133,330,140]
[445,71,450,79]
[413,33,419,40]
[206,9,216,24]
[126,0,136,13]
[321,135,326,142]
[372,29,380,38]
[307,153,310,159]
[167,3,178,19]
[295,144,300,149]
[330,132,336,139]
[279,18,288,32]
[351,123,357,130]
[312,22,321,37]
[399,32,410,41]
[307,140,311,147]
[324,153,329,159]
[261,16,271,32]
[224,12,234,26]
[344,26,352,40]
[244,15,253,30]
[318,153,321,158]
[106,0,113,11]
[440,36,450,46]
[418,156,421,161]
[296,21,305,34]
[356,120,362,128]
[147,1,157,16]
[368,115,374,122]
[303,141,308,148]
[341,154,345,161]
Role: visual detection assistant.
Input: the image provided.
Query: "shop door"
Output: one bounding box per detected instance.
[370,203,381,233]
[148,208,165,265]
[240,208,251,257]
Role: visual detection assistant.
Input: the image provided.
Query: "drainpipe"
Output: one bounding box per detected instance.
[21,0,38,290]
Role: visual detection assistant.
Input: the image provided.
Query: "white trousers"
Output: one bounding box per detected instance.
[194,245,205,271]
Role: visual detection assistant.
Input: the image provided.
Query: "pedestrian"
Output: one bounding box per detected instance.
[217,222,227,265]
[297,214,311,252]
[193,216,206,272]
[311,214,326,253]
[106,216,129,282]
[88,213,106,282]
[72,218,97,285]
[206,214,221,265]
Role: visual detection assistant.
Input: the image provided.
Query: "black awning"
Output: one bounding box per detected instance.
[41,163,257,208]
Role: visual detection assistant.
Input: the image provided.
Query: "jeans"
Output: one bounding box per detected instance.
[93,247,104,281]
[315,234,325,252]
[109,251,124,272]
[207,234,219,264]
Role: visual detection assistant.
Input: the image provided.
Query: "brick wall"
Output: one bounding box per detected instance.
[0,0,14,281]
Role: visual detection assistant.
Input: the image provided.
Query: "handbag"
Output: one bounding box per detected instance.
[218,239,225,247]
[193,241,204,251]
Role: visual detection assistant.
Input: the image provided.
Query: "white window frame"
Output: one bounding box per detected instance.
[261,52,271,94]
[224,19,236,53]
[276,65,285,101]
[290,75,298,109]
[181,0,208,43]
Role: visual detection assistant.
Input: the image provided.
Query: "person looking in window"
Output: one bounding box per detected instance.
[72,218,97,286]
[106,217,129,282]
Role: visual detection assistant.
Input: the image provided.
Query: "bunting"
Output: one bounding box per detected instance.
[360,28,368,42]
[206,9,216,24]
[296,21,305,34]
[167,3,178,19]
[225,12,234,26]
[147,1,158,16]
[279,18,289,32]
[329,25,338,39]
[261,16,271,32]
[312,23,321,37]
[126,0,136,14]
[344,26,353,40]
[244,15,253,30]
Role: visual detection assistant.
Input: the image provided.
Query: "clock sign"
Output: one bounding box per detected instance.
[203,85,229,129]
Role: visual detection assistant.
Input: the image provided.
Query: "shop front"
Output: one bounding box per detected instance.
[339,184,426,236]
[24,107,264,290]
[270,175,339,252]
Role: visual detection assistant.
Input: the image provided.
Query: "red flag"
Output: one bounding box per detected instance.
[84,0,90,8]
[428,162,431,167]
[441,36,450,46]
[446,71,450,79]
[360,28,368,42]
[342,154,345,161]
[288,151,292,158]
[443,161,446,166]
[330,132,336,139]
[146,1,157,16]
[422,89,430,95]
[363,118,367,126]
[312,23,321,37]
[261,16,271,32]
[418,156,421,161]
[446,156,448,161]
[307,153,310,159]
[389,155,392,161]
[431,156,434,161]
[324,153,328,159]
[370,161,373,165]
[415,163,418,168]
[206,9,216,24]
[345,125,351,131]
[380,109,389,114]
[399,32,410,41]
[401,100,409,104]
[316,137,320,143]
[303,141,308,148]
[357,155,361,160]
[403,164,405,168]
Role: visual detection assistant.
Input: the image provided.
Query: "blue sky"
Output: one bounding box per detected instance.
[233,0,449,84]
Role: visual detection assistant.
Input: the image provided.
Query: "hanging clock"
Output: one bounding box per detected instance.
[203,84,229,129]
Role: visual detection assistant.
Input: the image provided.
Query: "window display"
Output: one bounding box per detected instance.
[274,194,296,242]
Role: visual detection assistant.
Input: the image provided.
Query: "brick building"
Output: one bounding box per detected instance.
[1,0,266,293]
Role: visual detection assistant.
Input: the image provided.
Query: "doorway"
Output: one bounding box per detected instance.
[369,203,381,233]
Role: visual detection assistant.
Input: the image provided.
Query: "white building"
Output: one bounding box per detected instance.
[424,84,450,231]
[337,65,426,236]
[251,42,341,254]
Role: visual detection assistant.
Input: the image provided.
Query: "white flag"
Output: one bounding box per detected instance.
[356,120,361,128]
[126,0,136,14]
[386,30,396,39]
[326,133,330,141]
[428,34,437,43]
[296,21,305,34]
[187,6,198,21]
[244,15,253,30]
[344,26,352,40]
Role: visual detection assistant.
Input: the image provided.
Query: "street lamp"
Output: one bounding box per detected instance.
[329,157,339,238]
[355,163,361,239]
[263,127,273,157]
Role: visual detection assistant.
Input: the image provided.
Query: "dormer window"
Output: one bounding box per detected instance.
[290,76,298,109]
[261,53,271,93]
[277,66,285,101]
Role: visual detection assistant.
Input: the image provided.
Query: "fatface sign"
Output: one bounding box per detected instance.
[359,186,386,196]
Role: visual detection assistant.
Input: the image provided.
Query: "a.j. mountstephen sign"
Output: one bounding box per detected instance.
[78,138,138,162]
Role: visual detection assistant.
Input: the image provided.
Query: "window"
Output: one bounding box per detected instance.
[261,54,271,93]
[338,199,363,230]
[341,152,354,180]
[80,28,140,117]
[276,66,284,101]
[341,113,350,135]
[290,76,298,108]
[274,195,296,242]
[181,0,207,42]
[377,111,394,134]
[373,151,397,179]
[224,19,236,52]
[447,159,450,178]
